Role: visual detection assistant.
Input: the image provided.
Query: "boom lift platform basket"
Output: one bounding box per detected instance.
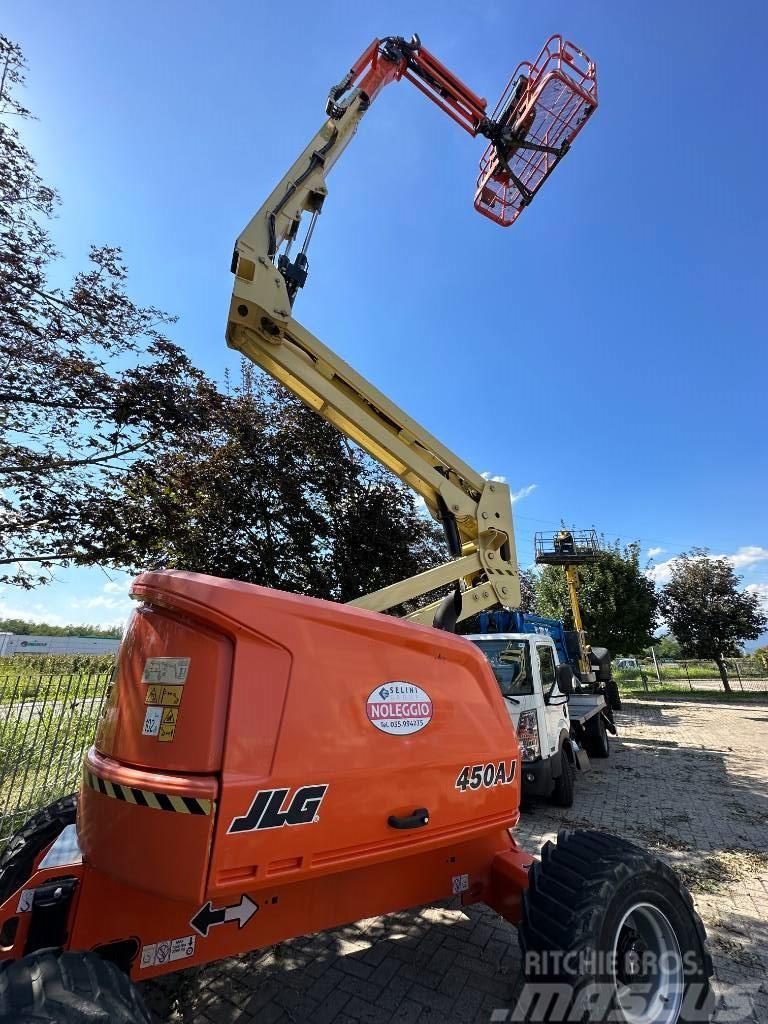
[475,36,598,226]
[534,528,601,566]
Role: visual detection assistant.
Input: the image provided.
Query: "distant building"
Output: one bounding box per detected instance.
[0,633,120,656]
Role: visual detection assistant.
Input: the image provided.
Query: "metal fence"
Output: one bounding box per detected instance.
[615,658,768,694]
[0,671,113,847]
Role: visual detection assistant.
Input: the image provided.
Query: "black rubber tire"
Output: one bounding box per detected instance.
[0,950,150,1023]
[520,829,714,1023]
[0,795,77,905]
[550,747,574,808]
[605,678,622,712]
[585,711,610,759]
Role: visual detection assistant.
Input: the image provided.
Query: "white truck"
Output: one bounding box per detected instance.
[466,631,613,807]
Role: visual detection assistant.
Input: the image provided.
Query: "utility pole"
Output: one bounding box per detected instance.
[650,645,661,684]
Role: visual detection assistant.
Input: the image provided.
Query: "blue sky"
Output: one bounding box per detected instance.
[2,1,767,636]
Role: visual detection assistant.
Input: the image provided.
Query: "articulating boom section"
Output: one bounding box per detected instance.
[228,311,520,626]
[227,35,597,627]
[227,34,494,327]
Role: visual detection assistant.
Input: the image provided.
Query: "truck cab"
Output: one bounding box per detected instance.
[465,633,573,803]
[466,627,613,806]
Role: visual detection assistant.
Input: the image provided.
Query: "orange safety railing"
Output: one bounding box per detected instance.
[474,36,598,227]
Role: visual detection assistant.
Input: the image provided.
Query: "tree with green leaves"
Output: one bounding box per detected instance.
[0,36,218,588]
[535,541,658,655]
[0,619,122,639]
[654,633,682,660]
[658,549,767,692]
[103,367,445,605]
[518,568,538,615]
[1,36,444,603]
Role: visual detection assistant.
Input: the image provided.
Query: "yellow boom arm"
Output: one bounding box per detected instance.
[226,37,523,626]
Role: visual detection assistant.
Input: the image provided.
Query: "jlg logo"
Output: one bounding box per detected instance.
[228,785,328,834]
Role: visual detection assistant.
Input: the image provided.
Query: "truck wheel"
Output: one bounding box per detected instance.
[550,746,574,808]
[605,678,622,711]
[0,795,77,905]
[520,830,713,1023]
[0,950,150,1023]
[586,712,610,759]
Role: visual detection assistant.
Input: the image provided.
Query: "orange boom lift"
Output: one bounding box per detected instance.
[0,34,714,1024]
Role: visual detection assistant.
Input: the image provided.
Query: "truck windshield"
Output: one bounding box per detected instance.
[469,639,533,697]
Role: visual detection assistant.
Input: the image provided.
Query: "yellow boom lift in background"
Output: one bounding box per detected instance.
[534,529,601,678]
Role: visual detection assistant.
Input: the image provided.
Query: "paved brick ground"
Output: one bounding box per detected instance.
[142,699,768,1023]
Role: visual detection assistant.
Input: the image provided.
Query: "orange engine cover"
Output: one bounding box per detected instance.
[81,571,521,905]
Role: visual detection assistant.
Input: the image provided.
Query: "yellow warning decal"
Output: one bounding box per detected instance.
[158,706,178,742]
[145,684,183,707]
[83,770,212,815]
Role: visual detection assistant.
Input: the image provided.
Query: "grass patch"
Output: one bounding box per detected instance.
[0,673,110,848]
[0,672,113,705]
[615,665,768,684]
[0,652,115,681]
[618,685,768,703]
[0,656,114,705]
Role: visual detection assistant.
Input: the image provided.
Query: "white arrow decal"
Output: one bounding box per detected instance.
[224,894,259,929]
[191,894,259,937]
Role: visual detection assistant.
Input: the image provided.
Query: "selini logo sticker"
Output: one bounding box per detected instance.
[366,682,433,736]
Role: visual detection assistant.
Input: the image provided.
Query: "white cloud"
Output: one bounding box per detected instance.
[647,546,665,559]
[726,546,768,570]
[646,545,768,586]
[0,600,67,626]
[646,557,677,585]
[480,475,537,501]
[746,583,768,615]
[72,594,132,612]
[511,483,537,503]
[103,579,130,594]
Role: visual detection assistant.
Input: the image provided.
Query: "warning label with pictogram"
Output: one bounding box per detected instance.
[142,657,190,684]
[158,706,178,743]
[142,706,162,737]
[140,935,195,969]
[145,684,183,707]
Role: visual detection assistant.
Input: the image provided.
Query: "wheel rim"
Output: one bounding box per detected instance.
[612,902,684,1024]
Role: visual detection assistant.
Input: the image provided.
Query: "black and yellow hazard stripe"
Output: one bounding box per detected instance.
[84,770,212,815]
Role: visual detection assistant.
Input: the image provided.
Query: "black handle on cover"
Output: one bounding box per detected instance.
[388,807,429,830]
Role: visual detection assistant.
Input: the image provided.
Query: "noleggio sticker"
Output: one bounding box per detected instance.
[366,682,433,736]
